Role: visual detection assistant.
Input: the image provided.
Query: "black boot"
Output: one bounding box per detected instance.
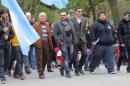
[75,70,80,76]
[66,72,71,78]
[59,68,64,76]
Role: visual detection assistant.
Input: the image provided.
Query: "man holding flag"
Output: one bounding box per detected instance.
[0,6,9,84]
[1,0,40,56]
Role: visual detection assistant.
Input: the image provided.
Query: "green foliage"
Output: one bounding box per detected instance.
[17,0,91,22]
[2,0,130,24]
[128,0,130,4]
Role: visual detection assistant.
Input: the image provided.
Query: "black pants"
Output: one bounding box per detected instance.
[117,46,127,68]
[73,41,87,70]
[47,50,53,71]
[8,46,23,75]
[126,43,130,71]
[28,45,34,66]
[4,43,11,72]
[89,45,115,72]
[0,48,5,79]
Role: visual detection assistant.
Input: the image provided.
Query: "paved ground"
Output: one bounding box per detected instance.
[2,65,130,86]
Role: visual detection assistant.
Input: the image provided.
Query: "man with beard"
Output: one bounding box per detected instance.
[89,12,116,74]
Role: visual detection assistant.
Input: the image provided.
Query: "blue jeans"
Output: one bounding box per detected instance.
[10,46,23,75]
[60,42,74,73]
[23,55,30,69]
[31,47,37,69]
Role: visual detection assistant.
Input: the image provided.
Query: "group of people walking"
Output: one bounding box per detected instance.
[0,6,130,84]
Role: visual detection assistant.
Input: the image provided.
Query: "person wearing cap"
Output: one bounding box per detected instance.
[33,12,53,79]
[117,11,130,73]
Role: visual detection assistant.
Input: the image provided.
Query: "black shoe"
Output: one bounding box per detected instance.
[1,78,7,84]
[25,68,31,74]
[108,71,117,74]
[48,69,54,72]
[89,69,95,73]
[127,70,130,73]
[59,68,64,76]
[75,70,80,76]
[79,69,85,75]
[69,67,73,71]
[39,74,45,79]
[66,73,71,78]
[20,74,26,80]
[84,67,89,71]
[4,70,8,75]
[13,74,21,79]
[116,67,120,72]
[8,70,12,77]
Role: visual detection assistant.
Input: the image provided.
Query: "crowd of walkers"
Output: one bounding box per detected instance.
[0,6,130,84]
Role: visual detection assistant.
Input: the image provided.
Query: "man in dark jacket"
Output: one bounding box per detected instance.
[71,7,87,75]
[3,9,13,76]
[89,12,116,74]
[53,11,75,78]
[0,6,13,84]
[117,11,130,73]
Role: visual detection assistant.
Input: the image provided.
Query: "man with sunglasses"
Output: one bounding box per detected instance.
[53,11,75,78]
[71,7,87,75]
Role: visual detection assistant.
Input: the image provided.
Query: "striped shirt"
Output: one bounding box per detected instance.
[41,25,48,41]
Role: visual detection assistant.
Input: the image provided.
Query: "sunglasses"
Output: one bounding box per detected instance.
[77,11,82,13]
[60,15,66,16]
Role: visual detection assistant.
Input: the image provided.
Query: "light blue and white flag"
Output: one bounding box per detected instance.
[2,0,40,55]
[40,0,53,6]
[40,0,68,9]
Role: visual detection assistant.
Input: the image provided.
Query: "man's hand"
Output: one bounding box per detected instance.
[92,42,97,46]
[4,35,8,40]
[120,44,125,47]
[60,41,64,46]
[3,27,8,33]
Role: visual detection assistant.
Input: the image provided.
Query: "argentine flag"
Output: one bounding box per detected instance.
[40,0,68,9]
[1,0,40,55]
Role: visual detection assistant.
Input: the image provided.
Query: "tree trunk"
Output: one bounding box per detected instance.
[89,0,97,21]
[107,0,121,28]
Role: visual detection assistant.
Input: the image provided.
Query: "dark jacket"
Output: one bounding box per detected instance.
[0,19,13,47]
[85,28,92,48]
[117,19,130,44]
[70,16,87,44]
[53,19,76,45]
[90,20,115,45]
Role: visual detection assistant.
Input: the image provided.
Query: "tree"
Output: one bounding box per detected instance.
[89,0,96,21]
[107,0,121,28]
